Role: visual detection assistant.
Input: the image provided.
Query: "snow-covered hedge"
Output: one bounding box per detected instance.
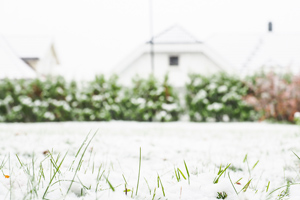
[186,73,256,122]
[119,75,182,121]
[73,75,123,121]
[0,75,181,122]
[2,72,300,123]
[0,77,74,122]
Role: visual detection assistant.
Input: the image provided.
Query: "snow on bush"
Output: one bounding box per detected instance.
[0,75,181,122]
[2,72,300,123]
[119,75,182,122]
[186,73,256,122]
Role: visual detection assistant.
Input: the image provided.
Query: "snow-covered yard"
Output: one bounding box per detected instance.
[1,122,300,199]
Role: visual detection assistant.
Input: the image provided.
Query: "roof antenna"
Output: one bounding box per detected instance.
[268,21,273,32]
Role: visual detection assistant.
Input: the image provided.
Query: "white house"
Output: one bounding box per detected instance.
[206,25,300,76]
[0,36,36,79]
[5,35,60,77]
[115,23,300,87]
[114,25,231,87]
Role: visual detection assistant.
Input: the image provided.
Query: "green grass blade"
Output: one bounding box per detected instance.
[252,160,259,170]
[228,172,238,196]
[157,174,160,188]
[160,177,165,197]
[122,174,128,185]
[266,181,270,192]
[214,163,231,184]
[235,177,243,184]
[135,147,142,196]
[267,183,300,196]
[15,154,23,167]
[66,131,97,196]
[184,160,190,184]
[292,151,300,160]
[104,175,115,192]
[217,164,222,175]
[243,154,247,163]
[75,130,91,158]
[174,167,180,182]
[177,168,186,180]
[241,179,252,193]
[151,188,156,200]
[144,177,151,195]
[42,151,68,199]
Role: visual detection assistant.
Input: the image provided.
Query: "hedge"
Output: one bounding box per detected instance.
[1,72,300,123]
[0,75,182,122]
[119,75,182,122]
[185,73,257,122]
[244,72,300,122]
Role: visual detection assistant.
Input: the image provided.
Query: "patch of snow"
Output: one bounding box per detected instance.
[0,122,299,199]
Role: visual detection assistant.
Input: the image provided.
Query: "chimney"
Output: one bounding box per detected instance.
[268,21,273,32]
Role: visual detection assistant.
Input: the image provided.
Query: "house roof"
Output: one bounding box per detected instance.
[206,33,300,75]
[246,33,300,74]
[0,36,36,79]
[5,35,59,63]
[150,25,200,44]
[114,25,231,77]
[206,34,262,71]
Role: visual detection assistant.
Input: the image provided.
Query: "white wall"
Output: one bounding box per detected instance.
[118,46,223,87]
[35,47,59,76]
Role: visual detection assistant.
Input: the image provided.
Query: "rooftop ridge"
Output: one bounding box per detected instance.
[149,25,200,44]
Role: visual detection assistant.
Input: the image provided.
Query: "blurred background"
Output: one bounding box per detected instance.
[1,0,300,80]
[1,0,300,123]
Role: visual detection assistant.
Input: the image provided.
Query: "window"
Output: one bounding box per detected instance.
[169,56,179,66]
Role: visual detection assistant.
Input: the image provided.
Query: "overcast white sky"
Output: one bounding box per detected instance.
[0,0,300,78]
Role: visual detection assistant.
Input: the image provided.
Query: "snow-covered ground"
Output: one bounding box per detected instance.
[0,122,300,199]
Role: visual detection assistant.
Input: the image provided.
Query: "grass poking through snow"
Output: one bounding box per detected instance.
[0,130,300,200]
